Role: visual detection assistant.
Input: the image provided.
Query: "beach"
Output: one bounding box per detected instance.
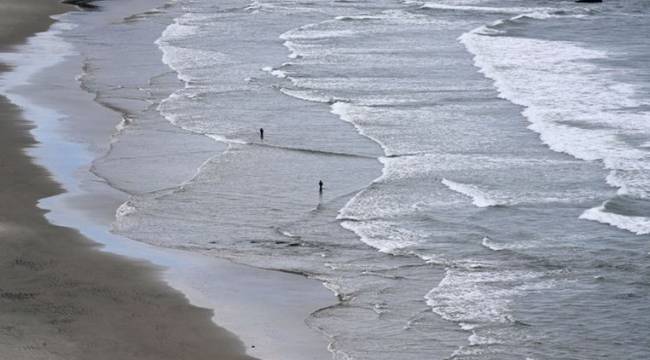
[0,1,334,359]
[0,1,254,358]
[2,0,649,359]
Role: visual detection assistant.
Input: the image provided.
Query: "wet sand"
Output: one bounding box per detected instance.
[0,1,256,358]
[0,0,67,50]
[1,1,338,359]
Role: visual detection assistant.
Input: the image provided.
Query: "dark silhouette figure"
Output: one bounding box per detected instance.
[319,180,324,194]
[259,128,264,141]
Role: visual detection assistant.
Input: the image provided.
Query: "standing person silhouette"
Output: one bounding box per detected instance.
[319,180,324,194]
[259,128,264,141]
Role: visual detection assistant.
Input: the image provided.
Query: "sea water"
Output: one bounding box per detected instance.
[66,0,650,359]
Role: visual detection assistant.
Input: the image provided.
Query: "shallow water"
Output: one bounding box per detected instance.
[58,0,650,358]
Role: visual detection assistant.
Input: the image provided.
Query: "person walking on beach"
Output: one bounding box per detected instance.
[319,180,324,194]
[259,127,264,141]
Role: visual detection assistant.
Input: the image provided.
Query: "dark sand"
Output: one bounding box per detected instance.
[0,0,67,50]
[0,1,256,359]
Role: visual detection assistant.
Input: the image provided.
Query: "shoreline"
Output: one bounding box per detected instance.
[0,1,256,359]
[0,1,335,359]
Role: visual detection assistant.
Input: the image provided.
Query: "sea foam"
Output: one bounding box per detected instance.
[580,203,650,235]
[441,178,504,207]
[460,20,650,232]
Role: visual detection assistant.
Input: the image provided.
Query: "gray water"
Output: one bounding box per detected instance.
[60,0,650,359]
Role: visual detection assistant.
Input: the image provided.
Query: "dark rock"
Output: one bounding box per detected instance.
[62,0,99,10]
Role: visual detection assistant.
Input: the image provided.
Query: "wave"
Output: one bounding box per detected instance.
[113,200,142,235]
[467,332,500,346]
[481,237,539,252]
[420,3,553,15]
[262,66,288,79]
[280,27,357,41]
[481,237,505,251]
[580,202,650,235]
[441,178,505,208]
[425,264,563,356]
[425,267,544,324]
[155,12,243,147]
[205,134,248,145]
[606,170,650,199]
[460,17,650,233]
[245,0,314,14]
[421,2,591,22]
[245,0,274,12]
[142,2,623,358]
[330,102,392,155]
[339,220,421,254]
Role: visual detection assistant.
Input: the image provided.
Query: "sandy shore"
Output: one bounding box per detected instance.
[0,3,255,359]
[0,1,264,359]
[0,92,253,359]
[0,1,335,359]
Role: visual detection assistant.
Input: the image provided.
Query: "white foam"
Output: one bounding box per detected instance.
[156,14,236,83]
[339,220,420,254]
[481,237,504,251]
[156,20,197,42]
[425,265,562,346]
[425,268,540,324]
[460,26,650,232]
[330,102,391,155]
[278,9,450,64]
[459,322,478,331]
[281,27,357,41]
[282,40,304,59]
[459,32,642,156]
[468,332,500,346]
[262,66,289,79]
[336,9,436,25]
[481,237,538,252]
[441,178,504,207]
[420,3,551,15]
[511,11,586,21]
[157,44,233,82]
[205,134,247,145]
[338,151,595,248]
[279,88,333,103]
[115,115,133,133]
[606,170,650,198]
[115,201,137,219]
[245,0,274,12]
[580,203,650,235]
[154,12,248,152]
[381,153,578,178]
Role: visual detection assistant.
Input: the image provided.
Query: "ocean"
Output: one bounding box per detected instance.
[58,0,650,359]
